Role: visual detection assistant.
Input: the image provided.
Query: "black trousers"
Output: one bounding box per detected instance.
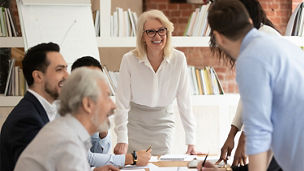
[231,157,282,171]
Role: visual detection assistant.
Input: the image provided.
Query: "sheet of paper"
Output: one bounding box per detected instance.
[123,163,158,170]
[149,156,159,162]
[159,154,206,161]
[150,167,193,171]
[159,154,187,161]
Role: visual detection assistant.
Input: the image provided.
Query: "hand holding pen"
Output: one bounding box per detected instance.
[146,145,152,152]
[201,154,208,170]
[197,154,222,171]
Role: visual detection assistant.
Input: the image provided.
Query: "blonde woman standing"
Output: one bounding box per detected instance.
[113,10,199,155]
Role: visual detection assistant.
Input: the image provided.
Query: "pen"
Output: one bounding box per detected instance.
[146,145,152,152]
[202,154,208,168]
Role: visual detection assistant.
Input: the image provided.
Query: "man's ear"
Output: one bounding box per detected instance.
[249,18,253,25]
[213,30,225,47]
[82,97,93,114]
[32,70,43,84]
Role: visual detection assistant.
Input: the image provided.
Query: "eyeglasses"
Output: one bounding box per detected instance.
[144,27,167,38]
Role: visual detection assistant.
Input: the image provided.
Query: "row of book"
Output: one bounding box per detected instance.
[184,2,211,36]
[3,64,223,96]
[188,66,224,95]
[286,2,304,36]
[0,7,18,37]
[94,8,138,37]
[4,59,27,96]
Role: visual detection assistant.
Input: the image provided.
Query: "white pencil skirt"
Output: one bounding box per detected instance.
[127,102,175,155]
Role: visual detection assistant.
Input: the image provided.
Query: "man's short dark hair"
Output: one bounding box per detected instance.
[208,0,253,67]
[208,0,253,40]
[22,42,60,86]
[71,56,103,71]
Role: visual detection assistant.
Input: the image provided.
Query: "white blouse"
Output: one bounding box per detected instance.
[114,49,196,145]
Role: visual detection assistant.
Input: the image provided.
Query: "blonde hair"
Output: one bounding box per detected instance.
[134,10,174,59]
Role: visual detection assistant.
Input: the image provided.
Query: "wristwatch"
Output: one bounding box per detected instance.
[132,151,138,165]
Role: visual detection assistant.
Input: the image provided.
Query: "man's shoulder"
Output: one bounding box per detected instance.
[6,94,45,122]
[1,92,48,137]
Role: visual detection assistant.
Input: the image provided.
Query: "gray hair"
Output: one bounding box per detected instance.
[134,9,174,59]
[59,67,106,116]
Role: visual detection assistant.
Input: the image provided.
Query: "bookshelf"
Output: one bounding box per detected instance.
[1,0,304,105]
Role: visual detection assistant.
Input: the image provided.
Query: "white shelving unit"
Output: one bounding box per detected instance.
[0,0,303,107]
[0,95,23,107]
[1,36,303,48]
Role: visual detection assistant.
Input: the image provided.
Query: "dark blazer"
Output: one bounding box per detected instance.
[0,91,49,171]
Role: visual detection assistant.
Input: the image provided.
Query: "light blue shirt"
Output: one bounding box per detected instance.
[236,28,304,171]
[88,132,125,167]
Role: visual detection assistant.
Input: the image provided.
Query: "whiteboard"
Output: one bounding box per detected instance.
[17,0,100,67]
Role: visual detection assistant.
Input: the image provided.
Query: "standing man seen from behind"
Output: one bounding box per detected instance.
[15,68,119,171]
[199,0,304,170]
[0,42,68,171]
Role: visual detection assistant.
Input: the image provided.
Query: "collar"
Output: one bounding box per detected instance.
[138,53,171,64]
[240,28,259,55]
[64,114,92,150]
[27,89,58,121]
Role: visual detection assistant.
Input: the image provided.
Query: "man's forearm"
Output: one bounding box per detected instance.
[249,151,268,171]
[125,153,133,165]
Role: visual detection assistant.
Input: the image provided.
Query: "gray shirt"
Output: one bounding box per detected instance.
[15,114,92,171]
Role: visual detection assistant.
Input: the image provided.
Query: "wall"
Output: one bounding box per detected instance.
[8,0,302,93]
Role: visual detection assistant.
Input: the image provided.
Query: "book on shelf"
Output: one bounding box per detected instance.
[91,3,138,37]
[188,66,224,95]
[128,8,136,37]
[94,10,100,36]
[4,58,15,95]
[184,2,211,37]
[4,59,27,96]
[0,7,18,37]
[0,48,10,93]
[286,2,304,36]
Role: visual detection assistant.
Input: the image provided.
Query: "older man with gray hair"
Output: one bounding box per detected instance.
[14,68,119,171]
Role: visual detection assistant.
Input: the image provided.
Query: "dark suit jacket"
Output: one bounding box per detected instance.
[0,91,49,171]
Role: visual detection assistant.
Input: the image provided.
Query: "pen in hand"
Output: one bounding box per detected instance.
[201,154,208,169]
[146,145,152,152]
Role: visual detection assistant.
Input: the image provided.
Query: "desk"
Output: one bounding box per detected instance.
[152,161,189,167]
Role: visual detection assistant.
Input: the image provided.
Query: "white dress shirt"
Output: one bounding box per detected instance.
[114,49,196,145]
[89,133,125,167]
[14,114,92,171]
[27,89,57,121]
